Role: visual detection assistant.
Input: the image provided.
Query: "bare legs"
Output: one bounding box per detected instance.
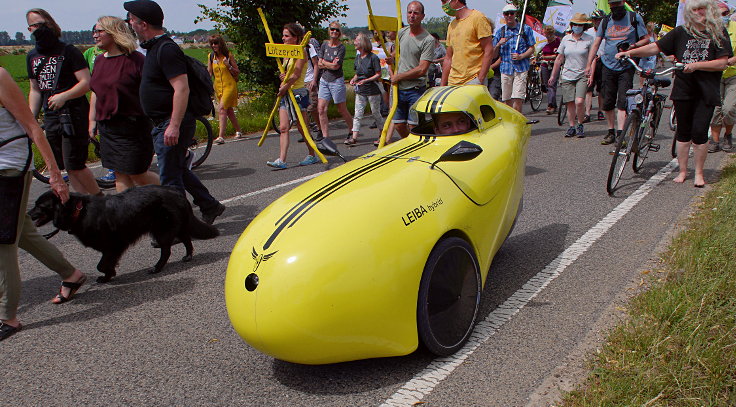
[114,171,160,193]
[217,106,242,139]
[68,168,101,195]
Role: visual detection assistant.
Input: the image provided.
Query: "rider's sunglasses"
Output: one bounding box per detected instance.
[330,27,341,32]
[503,11,516,16]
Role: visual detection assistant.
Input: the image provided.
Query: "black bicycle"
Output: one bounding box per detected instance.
[607,57,683,195]
[557,94,567,126]
[33,116,214,186]
[526,61,543,112]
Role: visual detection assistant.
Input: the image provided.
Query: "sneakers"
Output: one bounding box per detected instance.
[576,123,585,138]
[233,131,244,140]
[565,126,576,138]
[215,136,225,145]
[723,133,733,151]
[298,155,320,166]
[597,111,605,121]
[185,150,196,170]
[267,158,287,169]
[707,139,721,153]
[201,202,226,225]
[98,169,116,182]
[601,129,616,145]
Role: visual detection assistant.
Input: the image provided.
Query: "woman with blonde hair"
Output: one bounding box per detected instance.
[317,21,353,143]
[207,34,242,144]
[88,16,159,192]
[348,32,383,144]
[617,0,732,187]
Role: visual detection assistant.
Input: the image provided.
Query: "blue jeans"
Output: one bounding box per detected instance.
[152,114,218,212]
[392,87,426,124]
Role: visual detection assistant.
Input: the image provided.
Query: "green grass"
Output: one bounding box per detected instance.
[0,53,30,95]
[560,157,736,406]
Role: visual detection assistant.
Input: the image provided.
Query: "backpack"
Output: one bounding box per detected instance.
[157,39,215,117]
[501,24,535,51]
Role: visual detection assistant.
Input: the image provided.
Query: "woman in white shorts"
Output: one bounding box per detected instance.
[549,13,595,138]
[317,21,353,141]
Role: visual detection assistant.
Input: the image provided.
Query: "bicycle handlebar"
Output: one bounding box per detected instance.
[620,55,685,76]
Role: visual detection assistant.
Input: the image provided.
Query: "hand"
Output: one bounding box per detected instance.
[88,121,97,140]
[47,93,68,111]
[615,51,630,60]
[683,62,698,73]
[588,75,594,87]
[279,72,286,81]
[49,171,69,203]
[277,84,289,98]
[306,80,316,91]
[385,55,395,65]
[349,78,356,86]
[548,77,556,87]
[163,124,180,147]
[497,37,508,47]
[511,53,520,61]
[584,66,591,77]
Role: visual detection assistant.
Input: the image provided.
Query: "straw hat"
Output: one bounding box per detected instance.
[569,12,593,25]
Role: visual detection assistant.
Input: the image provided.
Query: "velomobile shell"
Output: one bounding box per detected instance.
[226,87,529,364]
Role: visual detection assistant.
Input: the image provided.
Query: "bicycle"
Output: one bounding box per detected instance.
[557,94,567,126]
[668,104,678,158]
[525,61,543,112]
[33,116,214,186]
[606,57,683,195]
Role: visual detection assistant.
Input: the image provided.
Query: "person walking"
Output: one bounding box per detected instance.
[266,23,318,169]
[549,13,595,138]
[492,3,535,112]
[348,32,384,145]
[539,25,561,115]
[441,0,494,87]
[708,1,736,152]
[585,0,649,145]
[317,21,353,142]
[25,8,102,196]
[1,67,87,341]
[124,0,225,224]
[617,0,732,187]
[585,9,607,123]
[88,16,159,193]
[207,34,243,145]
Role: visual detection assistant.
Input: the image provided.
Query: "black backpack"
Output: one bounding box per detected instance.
[157,39,215,117]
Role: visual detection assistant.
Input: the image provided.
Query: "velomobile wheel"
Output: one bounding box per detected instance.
[417,237,481,356]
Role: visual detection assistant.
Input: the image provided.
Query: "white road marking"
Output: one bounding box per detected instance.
[220,172,325,205]
[380,159,678,407]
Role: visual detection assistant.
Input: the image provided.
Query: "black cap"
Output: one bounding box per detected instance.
[124,0,164,26]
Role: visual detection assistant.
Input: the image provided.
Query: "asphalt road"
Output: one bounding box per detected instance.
[4,95,729,406]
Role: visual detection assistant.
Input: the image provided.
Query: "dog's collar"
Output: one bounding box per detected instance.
[71,200,84,224]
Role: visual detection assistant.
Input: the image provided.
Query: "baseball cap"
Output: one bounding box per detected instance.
[123,0,164,26]
[502,4,519,13]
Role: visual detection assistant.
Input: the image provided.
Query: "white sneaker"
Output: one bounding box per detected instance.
[234,132,244,140]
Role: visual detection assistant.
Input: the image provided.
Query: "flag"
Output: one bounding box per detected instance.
[543,0,573,37]
[525,15,549,51]
[659,24,673,39]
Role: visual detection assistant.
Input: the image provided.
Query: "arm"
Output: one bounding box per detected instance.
[684,56,728,72]
[360,71,381,85]
[1,68,68,202]
[308,55,320,91]
[617,42,662,60]
[278,58,306,97]
[227,53,239,76]
[549,53,565,86]
[476,36,493,81]
[47,68,90,111]
[207,53,213,76]
[164,73,190,147]
[391,60,431,83]
[513,45,535,61]
[585,37,603,75]
[632,34,651,50]
[28,78,42,118]
[441,46,453,86]
[88,92,97,140]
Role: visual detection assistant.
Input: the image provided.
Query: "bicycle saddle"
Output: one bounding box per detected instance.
[653,78,671,88]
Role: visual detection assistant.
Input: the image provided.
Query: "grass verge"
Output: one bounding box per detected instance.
[560,156,736,406]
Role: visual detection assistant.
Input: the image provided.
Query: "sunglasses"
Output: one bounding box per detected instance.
[330,27,341,32]
[28,22,45,30]
[92,29,106,34]
[503,11,516,16]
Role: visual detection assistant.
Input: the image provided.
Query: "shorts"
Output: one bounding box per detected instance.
[306,81,319,113]
[587,58,603,93]
[601,65,635,111]
[98,115,154,175]
[318,78,347,104]
[501,71,528,101]
[673,99,714,145]
[43,103,90,171]
[710,75,736,127]
[392,87,426,124]
[280,87,310,111]
[559,78,588,104]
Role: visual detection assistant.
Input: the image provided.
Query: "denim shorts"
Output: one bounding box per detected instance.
[392,87,426,124]
[280,87,310,110]
[318,78,347,104]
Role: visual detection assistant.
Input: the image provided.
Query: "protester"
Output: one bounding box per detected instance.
[25,8,101,196]
[585,0,649,145]
[585,9,607,122]
[348,32,383,145]
[124,0,226,224]
[539,25,561,115]
[385,1,434,139]
[492,3,535,112]
[266,23,318,169]
[317,21,353,143]
[617,0,731,187]
[1,67,87,341]
[442,0,493,87]
[207,34,243,145]
[88,16,159,192]
[549,13,595,138]
[428,32,446,87]
[708,1,736,152]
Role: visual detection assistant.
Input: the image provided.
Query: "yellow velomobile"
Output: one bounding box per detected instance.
[225,85,530,364]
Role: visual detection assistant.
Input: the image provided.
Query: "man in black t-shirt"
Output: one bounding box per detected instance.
[124,0,225,224]
[26,8,101,196]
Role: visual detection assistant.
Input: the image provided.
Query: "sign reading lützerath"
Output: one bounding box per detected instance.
[264,43,304,59]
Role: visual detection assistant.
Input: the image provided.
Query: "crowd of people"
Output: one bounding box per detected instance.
[1,0,734,341]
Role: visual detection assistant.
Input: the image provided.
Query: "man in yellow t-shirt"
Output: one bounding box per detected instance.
[708,7,736,152]
[440,0,493,86]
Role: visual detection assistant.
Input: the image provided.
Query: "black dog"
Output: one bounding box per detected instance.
[28,185,220,283]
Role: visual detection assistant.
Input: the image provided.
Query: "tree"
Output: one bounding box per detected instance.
[0,32,11,46]
[15,32,27,45]
[511,0,548,21]
[423,16,452,39]
[198,0,348,90]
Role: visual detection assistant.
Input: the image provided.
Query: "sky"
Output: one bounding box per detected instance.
[1,0,597,40]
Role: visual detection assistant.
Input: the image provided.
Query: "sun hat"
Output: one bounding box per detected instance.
[569,12,593,25]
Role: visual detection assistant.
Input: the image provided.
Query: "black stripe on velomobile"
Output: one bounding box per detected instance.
[274,138,428,226]
[431,86,461,114]
[262,136,436,250]
[428,86,457,114]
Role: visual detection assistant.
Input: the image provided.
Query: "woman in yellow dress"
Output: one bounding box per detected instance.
[207,35,242,144]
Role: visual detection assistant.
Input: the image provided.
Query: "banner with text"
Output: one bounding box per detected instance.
[543,0,573,37]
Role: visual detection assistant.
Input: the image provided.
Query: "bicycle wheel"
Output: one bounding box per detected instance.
[607,110,640,195]
[529,75,543,112]
[557,95,566,126]
[190,116,213,169]
[668,105,677,132]
[633,100,661,173]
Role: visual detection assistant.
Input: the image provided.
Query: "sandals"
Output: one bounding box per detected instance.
[0,322,22,341]
[52,274,87,304]
[344,136,358,145]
